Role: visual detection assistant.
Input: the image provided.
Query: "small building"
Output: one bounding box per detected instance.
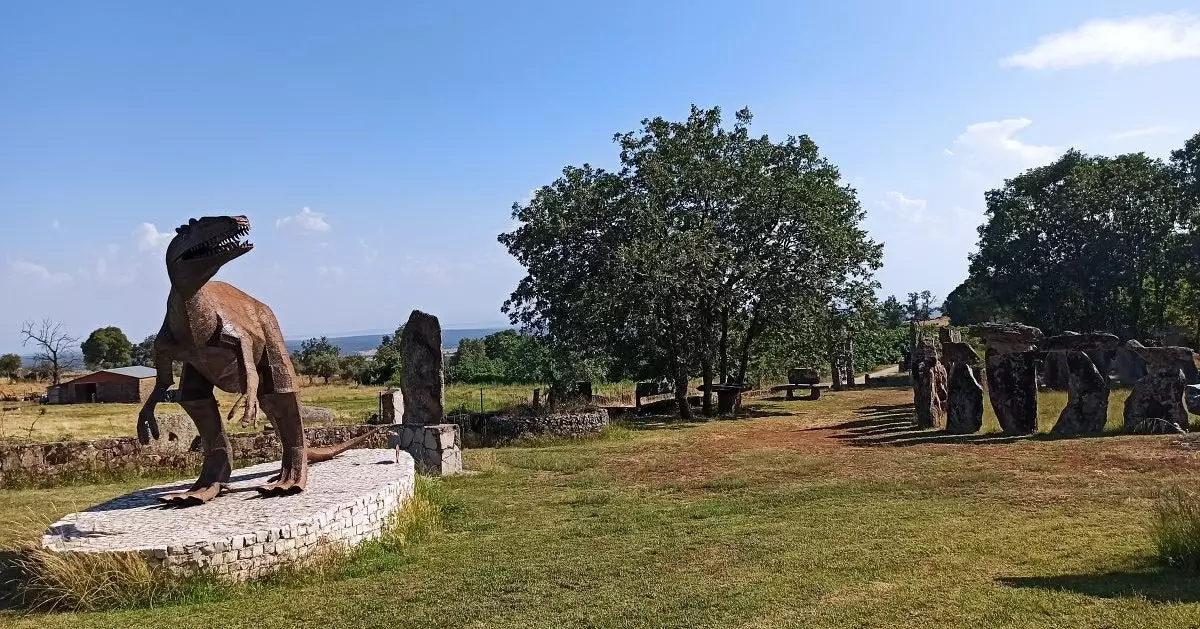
[47,366,158,404]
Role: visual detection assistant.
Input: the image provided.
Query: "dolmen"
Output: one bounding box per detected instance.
[1041,331,1120,436]
[969,323,1043,435]
[1122,340,1193,434]
[941,341,983,434]
[912,340,948,429]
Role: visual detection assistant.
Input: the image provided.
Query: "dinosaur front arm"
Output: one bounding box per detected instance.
[137,338,176,444]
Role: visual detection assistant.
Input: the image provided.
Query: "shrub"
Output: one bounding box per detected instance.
[1151,485,1200,571]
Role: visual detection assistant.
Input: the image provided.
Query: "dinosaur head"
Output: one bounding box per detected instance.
[165,215,253,289]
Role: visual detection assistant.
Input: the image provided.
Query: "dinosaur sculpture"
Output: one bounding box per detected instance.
[136,215,378,505]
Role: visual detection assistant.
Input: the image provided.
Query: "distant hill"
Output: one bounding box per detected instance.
[284,327,511,356]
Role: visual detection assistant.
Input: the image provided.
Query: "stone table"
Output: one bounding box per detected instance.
[970,323,1044,435]
[1042,332,1119,436]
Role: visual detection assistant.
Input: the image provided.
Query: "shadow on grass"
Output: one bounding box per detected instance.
[0,550,25,611]
[998,567,1200,603]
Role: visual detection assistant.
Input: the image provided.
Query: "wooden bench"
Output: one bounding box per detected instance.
[769,383,830,400]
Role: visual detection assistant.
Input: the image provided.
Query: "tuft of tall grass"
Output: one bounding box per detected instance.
[1151,485,1200,571]
[3,475,450,613]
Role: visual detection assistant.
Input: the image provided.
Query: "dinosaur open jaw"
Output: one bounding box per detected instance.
[180,226,253,261]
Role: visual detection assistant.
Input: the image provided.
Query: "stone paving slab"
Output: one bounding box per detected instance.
[41,449,414,581]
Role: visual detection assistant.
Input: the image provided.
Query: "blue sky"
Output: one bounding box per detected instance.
[2,1,1199,353]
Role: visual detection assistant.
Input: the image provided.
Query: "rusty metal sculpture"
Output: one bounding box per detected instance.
[137,215,377,505]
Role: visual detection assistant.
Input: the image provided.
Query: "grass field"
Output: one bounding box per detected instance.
[1,387,1199,627]
[0,381,638,443]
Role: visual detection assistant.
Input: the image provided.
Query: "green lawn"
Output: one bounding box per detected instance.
[2,387,1199,627]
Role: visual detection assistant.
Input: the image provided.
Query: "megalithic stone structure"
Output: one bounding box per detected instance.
[970,323,1044,435]
[912,340,948,429]
[1041,332,1119,436]
[1122,340,1194,434]
[941,341,983,434]
[400,309,445,425]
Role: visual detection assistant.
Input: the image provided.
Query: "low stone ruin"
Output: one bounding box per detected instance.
[1123,340,1192,434]
[971,323,1043,435]
[1042,332,1119,436]
[911,341,947,429]
[941,341,983,434]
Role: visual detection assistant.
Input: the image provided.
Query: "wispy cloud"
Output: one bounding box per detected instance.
[277,207,331,233]
[51,219,60,230]
[878,191,928,224]
[8,259,73,285]
[317,265,344,279]
[134,223,173,252]
[1002,12,1200,70]
[1109,125,1173,140]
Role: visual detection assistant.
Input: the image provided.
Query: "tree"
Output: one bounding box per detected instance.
[446,338,499,384]
[368,325,404,384]
[20,319,79,385]
[966,148,1182,336]
[879,295,906,327]
[500,105,880,416]
[0,353,21,382]
[943,278,1004,326]
[308,352,340,384]
[131,334,157,367]
[81,326,133,369]
[338,354,369,384]
[294,337,340,383]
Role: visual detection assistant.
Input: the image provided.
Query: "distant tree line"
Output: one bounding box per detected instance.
[946,131,1200,343]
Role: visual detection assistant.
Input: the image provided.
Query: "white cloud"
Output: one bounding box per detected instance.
[1109,125,1173,140]
[317,265,344,279]
[1002,12,1200,70]
[135,223,173,252]
[878,191,929,224]
[951,118,1058,165]
[276,207,331,233]
[8,259,72,285]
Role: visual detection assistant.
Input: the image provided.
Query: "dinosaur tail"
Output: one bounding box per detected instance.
[306,425,388,463]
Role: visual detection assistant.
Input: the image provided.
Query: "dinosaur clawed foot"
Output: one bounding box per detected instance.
[256,464,306,496]
[157,482,225,506]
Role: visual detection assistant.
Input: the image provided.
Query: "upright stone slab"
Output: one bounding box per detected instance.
[400,310,445,425]
[1043,332,1119,436]
[971,323,1043,435]
[380,389,404,424]
[942,342,983,434]
[912,342,947,429]
[1123,340,1193,433]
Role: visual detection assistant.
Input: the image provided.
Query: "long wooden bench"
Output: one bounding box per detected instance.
[769,383,830,400]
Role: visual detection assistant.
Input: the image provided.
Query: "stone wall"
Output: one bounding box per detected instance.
[0,425,386,486]
[469,409,609,444]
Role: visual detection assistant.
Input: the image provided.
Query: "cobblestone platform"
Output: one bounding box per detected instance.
[41,449,414,581]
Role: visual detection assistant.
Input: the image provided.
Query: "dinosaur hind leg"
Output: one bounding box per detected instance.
[256,389,307,496]
[158,366,231,506]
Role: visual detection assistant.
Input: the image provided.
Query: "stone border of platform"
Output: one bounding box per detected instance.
[389,423,463,476]
[41,449,415,582]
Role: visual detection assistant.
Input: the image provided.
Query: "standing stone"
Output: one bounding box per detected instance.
[380,389,404,424]
[942,342,983,434]
[400,310,445,425]
[913,342,947,429]
[971,323,1043,435]
[1043,332,1119,436]
[1113,346,1148,386]
[1122,340,1193,433]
